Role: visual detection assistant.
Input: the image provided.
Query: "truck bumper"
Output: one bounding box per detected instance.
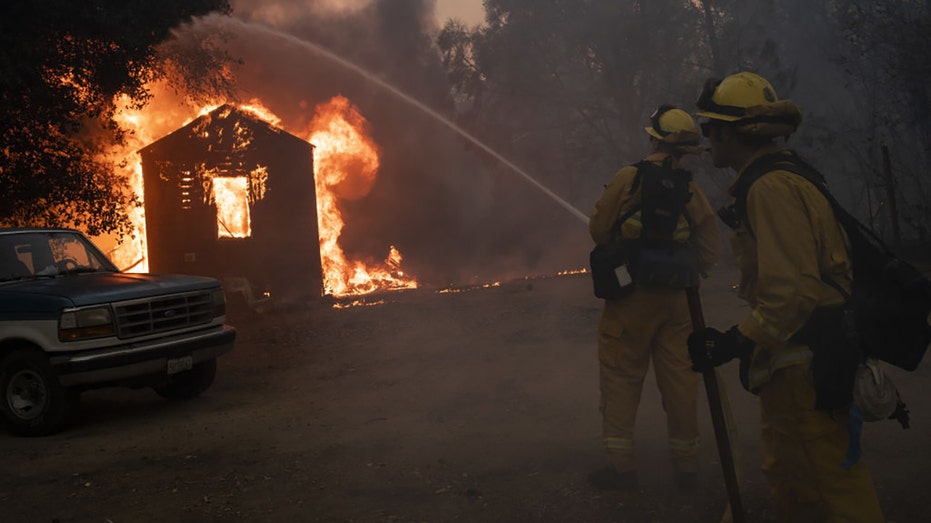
[50,325,236,387]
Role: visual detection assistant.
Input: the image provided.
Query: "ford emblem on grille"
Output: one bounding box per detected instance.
[164,309,177,318]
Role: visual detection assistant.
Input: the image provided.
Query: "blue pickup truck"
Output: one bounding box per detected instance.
[0,228,235,436]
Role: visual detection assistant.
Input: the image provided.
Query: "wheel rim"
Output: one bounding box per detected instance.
[6,369,47,420]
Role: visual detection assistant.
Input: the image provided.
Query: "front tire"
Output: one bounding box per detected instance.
[154,358,217,400]
[0,349,77,436]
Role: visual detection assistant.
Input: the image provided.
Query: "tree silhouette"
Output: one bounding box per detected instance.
[0,0,232,236]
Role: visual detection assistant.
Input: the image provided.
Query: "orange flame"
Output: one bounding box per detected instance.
[304,96,417,297]
[105,83,416,297]
[99,81,231,271]
[211,176,252,238]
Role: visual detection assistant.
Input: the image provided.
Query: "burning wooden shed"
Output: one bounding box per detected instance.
[139,105,322,302]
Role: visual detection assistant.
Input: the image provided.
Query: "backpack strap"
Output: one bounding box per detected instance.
[657,156,695,227]
[723,152,815,238]
[726,150,855,299]
[608,158,695,242]
[604,160,651,241]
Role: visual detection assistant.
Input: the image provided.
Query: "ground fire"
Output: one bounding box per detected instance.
[105,84,417,300]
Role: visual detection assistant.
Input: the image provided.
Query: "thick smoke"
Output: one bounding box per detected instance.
[166,0,590,287]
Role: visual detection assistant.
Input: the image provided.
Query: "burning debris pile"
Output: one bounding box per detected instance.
[307,97,417,297]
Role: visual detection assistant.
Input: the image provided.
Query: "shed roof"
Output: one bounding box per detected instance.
[139,104,313,157]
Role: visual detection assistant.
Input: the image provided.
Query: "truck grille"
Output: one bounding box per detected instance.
[113,291,213,339]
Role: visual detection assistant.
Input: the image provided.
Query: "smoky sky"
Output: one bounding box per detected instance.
[165,0,591,286]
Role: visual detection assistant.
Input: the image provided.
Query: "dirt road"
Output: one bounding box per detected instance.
[2,267,929,522]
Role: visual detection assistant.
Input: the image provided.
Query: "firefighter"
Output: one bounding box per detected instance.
[588,106,721,491]
[688,71,884,521]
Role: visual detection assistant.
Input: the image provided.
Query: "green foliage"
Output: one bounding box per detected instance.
[0,0,231,237]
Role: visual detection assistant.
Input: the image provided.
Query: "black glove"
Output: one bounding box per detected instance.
[688,326,755,373]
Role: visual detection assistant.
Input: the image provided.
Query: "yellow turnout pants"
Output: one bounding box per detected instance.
[597,288,699,474]
[759,363,884,522]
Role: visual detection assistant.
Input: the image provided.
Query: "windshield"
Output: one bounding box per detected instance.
[0,230,119,282]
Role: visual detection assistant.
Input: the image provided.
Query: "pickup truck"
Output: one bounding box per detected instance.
[0,228,235,436]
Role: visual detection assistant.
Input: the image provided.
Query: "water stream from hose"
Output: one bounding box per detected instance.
[232,18,589,225]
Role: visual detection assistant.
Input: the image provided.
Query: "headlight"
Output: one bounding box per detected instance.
[59,306,115,341]
[211,288,226,317]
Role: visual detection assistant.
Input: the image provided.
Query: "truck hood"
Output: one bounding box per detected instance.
[0,272,220,307]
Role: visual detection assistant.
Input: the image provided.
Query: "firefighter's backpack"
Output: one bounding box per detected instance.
[723,150,931,372]
[590,157,698,299]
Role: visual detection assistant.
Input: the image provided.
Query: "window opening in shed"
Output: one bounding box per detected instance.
[212,176,251,238]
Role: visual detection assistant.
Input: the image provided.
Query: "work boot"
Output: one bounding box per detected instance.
[675,471,699,493]
[587,467,639,491]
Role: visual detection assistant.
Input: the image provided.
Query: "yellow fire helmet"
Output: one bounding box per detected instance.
[696,71,803,137]
[644,105,703,153]
[696,72,778,122]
